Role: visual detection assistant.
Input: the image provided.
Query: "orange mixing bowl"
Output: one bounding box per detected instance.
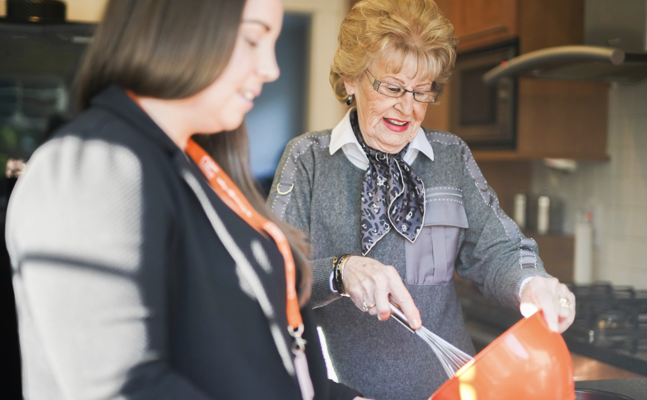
[431,311,575,400]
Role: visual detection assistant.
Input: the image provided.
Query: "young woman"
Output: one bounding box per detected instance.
[6,0,364,399]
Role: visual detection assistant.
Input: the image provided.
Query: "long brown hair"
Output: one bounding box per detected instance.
[77,0,246,108]
[76,0,312,304]
[193,129,312,305]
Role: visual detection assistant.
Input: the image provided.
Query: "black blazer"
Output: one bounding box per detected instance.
[6,87,360,400]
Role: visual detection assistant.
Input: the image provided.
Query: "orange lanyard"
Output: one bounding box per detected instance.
[125,89,303,331]
[185,139,303,330]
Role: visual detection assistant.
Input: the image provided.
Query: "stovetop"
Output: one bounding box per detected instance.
[567,284,647,363]
[455,280,647,375]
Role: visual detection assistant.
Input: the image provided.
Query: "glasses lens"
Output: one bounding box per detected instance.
[414,91,440,103]
[377,83,405,98]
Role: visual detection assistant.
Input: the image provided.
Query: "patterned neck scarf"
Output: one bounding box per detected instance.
[350,109,426,255]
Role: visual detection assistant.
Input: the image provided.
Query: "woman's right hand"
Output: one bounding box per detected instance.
[341,256,421,330]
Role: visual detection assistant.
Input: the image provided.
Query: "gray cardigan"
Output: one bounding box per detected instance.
[268,127,551,400]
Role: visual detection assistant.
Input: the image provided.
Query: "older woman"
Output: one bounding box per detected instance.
[268,0,576,399]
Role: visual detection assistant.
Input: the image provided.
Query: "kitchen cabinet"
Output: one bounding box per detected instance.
[467,79,609,161]
[425,0,610,161]
[527,233,575,283]
[514,80,608,160]
[517,0,585,54]
[349,0,517,51]
[351,0,586,52]
[426,81,610,161]
[440,0,585,53]
[422,0,608,276]
[444,0,518,51]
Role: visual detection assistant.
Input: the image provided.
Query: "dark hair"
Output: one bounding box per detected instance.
[77,0,246,108]
[77,0,313,304]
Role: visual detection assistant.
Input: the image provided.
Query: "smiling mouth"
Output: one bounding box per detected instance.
[383,117,410,131]
[384,118,408,126]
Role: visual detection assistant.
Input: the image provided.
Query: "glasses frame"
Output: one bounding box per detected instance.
[364,69,441,104]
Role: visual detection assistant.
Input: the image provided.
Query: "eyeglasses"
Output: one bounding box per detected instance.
[364,69,441,103]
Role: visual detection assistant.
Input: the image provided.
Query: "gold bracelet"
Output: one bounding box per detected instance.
[338,254,351,280]
[333,254,351,295]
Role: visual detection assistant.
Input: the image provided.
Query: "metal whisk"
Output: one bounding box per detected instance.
[389,303,473,379]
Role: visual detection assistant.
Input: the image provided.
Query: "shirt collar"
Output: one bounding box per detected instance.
[407,124,435,163]
[329,108,434,169]
[329,108,356,156]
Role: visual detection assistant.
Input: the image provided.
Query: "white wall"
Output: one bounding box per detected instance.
[532,80,647,290]
[64,0,107,21]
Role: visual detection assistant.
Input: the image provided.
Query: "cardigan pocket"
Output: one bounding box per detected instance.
[405,187,469,285]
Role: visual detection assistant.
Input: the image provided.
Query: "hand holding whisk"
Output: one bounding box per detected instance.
[389,303,473,379]
[338,256,472,377]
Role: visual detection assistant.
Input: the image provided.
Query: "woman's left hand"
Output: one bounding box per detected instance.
[519,276,576,333]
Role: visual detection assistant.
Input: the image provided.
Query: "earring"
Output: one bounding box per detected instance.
[346,95,353,106]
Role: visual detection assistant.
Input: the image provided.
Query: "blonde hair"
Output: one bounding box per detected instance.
[330,0,458,102]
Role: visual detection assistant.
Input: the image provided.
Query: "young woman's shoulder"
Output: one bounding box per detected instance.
[5,126,146,274]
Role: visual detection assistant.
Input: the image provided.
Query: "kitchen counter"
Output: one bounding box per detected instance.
[571,353,643,381]
[566,337,647,377]
[576,378,647,399]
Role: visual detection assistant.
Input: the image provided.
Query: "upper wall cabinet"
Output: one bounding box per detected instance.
[425,0,609,161]
[445,0,586,53]
[447,0,518,51]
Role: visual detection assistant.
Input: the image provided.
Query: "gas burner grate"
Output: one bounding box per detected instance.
[567,283,647,358]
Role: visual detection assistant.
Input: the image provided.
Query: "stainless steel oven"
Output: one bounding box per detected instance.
[449,41,518,149]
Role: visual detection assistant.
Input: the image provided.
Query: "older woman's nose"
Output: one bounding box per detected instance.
[396,91,415,115]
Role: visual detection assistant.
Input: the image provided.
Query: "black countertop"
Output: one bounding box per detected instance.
[576,378,647,399]
[566,337,647,377]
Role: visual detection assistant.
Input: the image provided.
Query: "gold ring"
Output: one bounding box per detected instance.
[559,297,574,310]
[276,183,294,195]
[362,301,376,312]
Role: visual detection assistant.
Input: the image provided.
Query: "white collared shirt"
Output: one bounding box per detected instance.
[328,108,434,169]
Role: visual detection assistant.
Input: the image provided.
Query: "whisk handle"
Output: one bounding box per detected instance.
[389,303,415,333]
